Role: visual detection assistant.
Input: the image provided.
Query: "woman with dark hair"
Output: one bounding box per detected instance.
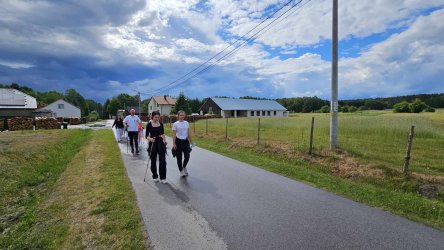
[112,115,124,142]
[172,110,193,177]
[146,111,168,183]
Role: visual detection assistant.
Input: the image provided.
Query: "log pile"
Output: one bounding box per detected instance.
[35,117,60,129]
[7,117,33,131]
[69,117,80,125]
[56,117,64,123]
[0,119,4,131]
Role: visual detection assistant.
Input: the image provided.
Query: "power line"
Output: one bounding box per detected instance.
[141,0,310,96]
[142,0,298,95]
[155,0,307,94]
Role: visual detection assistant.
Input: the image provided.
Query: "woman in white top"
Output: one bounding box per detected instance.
[172,110,193,177]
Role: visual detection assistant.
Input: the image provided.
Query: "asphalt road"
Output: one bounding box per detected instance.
[114,126,444,250]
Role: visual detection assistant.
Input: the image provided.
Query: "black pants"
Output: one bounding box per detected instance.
[149,140,167,180]
[150,151,166,180]
[128,131,139,152]
[175,138,190,171]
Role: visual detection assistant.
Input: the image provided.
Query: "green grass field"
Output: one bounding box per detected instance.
[0,129,147,249]
[188,109,444,176]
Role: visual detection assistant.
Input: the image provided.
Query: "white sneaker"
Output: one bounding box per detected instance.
[180,170,186,177]
[160,179,168,184]
[183,168,188,176]
[153,178,159,183]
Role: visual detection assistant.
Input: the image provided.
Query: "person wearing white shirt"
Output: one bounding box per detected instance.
[172,110,193,176]
[123,109,141,154]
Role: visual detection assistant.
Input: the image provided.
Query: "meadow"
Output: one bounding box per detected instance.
[189,109,444,177]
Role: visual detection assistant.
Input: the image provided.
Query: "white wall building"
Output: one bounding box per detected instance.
[37,99,81,118]
[148,96,176,115]
[200,97,288,118]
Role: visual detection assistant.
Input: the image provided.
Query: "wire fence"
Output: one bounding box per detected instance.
[168,112,444,177]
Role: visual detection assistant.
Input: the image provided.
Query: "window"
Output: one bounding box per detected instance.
[262,111,265,116]
[58,104,64,109]
[157,104,159,107]
[267,111,271,116]
[256,111,260,116]
[274,111,277,116]
[150,106,152,110]
[251,111,254,116]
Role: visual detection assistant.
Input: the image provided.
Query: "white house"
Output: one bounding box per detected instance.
[0,88,37,118]
[37,99,81,118]
[148,96,176,115]
[200,97,288,118]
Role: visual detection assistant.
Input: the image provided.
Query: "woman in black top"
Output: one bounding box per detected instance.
[145,111,168,183]
[112,115,124,142]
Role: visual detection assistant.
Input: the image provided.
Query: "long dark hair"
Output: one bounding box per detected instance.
[151,111,160,117]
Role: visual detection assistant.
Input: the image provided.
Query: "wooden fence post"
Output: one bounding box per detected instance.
[206,117,208,135]
[225,117,228,140]
[257,118,261,144]
[403,126,415,176]
[309,117,315,155]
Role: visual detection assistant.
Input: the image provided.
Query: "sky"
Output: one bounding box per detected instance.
[0,0,443,103]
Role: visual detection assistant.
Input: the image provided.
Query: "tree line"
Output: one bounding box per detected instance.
[2,83,443,117]
[277,93,444,113]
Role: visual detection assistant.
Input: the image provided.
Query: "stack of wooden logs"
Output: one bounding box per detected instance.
[0,119,4,131]
[7,117,33,131]
[69,117,80,125]
[35,117,60,129]
[56,117,64,123]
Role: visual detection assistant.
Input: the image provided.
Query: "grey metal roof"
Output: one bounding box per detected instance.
[0,88,37,109]
[211,97,286,111]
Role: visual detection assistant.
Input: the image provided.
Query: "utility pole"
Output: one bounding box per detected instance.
[138,91,141,118]
[330,0,338,149]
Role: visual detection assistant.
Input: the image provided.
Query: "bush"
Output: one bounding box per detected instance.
[409,99,427,113]
[319,105,330,113]
[348,106,358,112]
[425,106,436,112]
[393,101,411,113]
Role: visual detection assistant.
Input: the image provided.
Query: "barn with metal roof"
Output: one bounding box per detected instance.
[0,88,37,118]
[200,97,288,118]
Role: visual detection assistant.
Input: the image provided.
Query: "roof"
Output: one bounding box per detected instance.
[152,96,176,105]
[37,99,80,111]
[0,88,37,109]
[211,97,287,111]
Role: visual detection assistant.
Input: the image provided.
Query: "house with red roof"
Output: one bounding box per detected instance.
[148,95,176,115]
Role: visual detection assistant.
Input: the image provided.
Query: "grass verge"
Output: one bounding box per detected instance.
[192,135,444,231]
[0,129,146,249]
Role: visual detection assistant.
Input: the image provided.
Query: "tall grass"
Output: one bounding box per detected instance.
[190,110,444,176]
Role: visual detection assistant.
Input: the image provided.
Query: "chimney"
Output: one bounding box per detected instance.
[164,95,167,100]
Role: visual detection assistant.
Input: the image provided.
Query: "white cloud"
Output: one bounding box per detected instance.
[339,8,444,98]
[0,60,35,69]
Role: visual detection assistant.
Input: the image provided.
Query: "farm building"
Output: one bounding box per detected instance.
[148,95,176,115]
[200,97,288,118]
[0,88,37,118]
[37,99,81,118]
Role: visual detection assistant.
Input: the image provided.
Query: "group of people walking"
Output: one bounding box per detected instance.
[114,109,193,184]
